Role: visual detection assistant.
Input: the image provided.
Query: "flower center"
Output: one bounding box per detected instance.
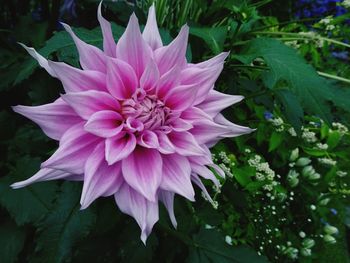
[121,91,171,130]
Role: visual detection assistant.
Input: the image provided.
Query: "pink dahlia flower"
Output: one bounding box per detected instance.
[12,3,252,243]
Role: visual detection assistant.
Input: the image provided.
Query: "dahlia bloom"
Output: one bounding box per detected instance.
[12,3,252,243]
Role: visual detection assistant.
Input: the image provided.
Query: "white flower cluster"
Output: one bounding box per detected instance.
[319,16,335,31]
[268,117,284,132]
[301,128,317,143]
[342,0,350,8]
[332,122,348,136]
[248,155,276,188]
[288,127,297,137]
[315,143,328,150]
[318,158,337,166]
[299,31,324,48]
[336,171,347,177]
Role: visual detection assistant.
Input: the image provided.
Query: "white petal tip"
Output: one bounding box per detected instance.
[10,182,25,189]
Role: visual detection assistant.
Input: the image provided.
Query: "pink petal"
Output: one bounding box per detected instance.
[12,98,81,140]
[142,4,162,50]
[155,25,189,75]
[62,90,120,120]
[160,154,195,201]
[214,114,254,137]
[125,117,144,132]
[84,110,123,138]
[61,23,107,72]
[11,168,74,189]
[106,58,138,99]
[191,162,220,188]
[48,61,107,93]
[155,131,175,154]
[19,43,57,77]
[116,13,152,78]
[156,65,180,99]
[164,84,198,111]
[168,118,193,132]
[190,52,229,68]
[105,132,136,165]
[196,90,243,117]
[138,130,159,148]
[97,2,117,57]
[158,190,177,228]
[41,122,101,174]
[114,183,159,244]
[191,174,214,205]
[140,59,160,92]
[80,142,123,209]
[168,131,205,156]
[122,147,162,202]
[180,106,212,122]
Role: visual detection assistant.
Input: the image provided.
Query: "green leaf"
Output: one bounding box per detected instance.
[33,182,96,263]
[232,167,254,187]
[268,131,283,152]
[0,156,58,225]
[15,23,124,84]
[302,147,327,157]
[190,26,227,54]
[0,221,26,263]
[188,228,269,263]
[235,38,350,124]
[326,130,341,150]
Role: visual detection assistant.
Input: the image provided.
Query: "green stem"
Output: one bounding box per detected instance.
[250,0,273,8]
[251,17,323,32]
[317,71,350,84]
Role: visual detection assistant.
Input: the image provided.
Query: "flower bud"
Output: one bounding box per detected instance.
[300,248,312,257]
[302,166,315,177]
[302,238,315,248]
[319,198,330,206]
[290,148,299,162]
[296,157,311,167]
[324,225,339,235]
[308,172,320,180]
[323,234,336,244]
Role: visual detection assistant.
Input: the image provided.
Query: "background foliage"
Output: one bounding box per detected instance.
[0,0,349,262]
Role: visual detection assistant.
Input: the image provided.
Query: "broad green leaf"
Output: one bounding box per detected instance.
[235,38,350,124]
[33,182,96,263]
[326,130,341,150]
[190,26,227,54]
[268,131,283,152]
[0,156,58,225]
[187,228,269,263]
[302,147,327,157]
[0,221,26,263]
[232,167,254,187]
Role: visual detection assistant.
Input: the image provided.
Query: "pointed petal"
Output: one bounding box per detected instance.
[19,43,57,77]
[156,65,180,99]
[159,190,177,228]
[214,114,255,137]
[116,13,152,78]
[122,147,162,202]
[168,131,205,156]
[142,4,162,50]
[105,132,136,165]
[62,90,120,120]
[191,174,215,205]
[98,2,117,57]
[12,98,81,140]
[155,25,189,75]
[164,84,198,111]
[168,118,193,132]
[106,58,138,99]
[80,142,123,209]
[62,23,107,72]
[11,168,74,189]
[191,52,229,68]
[160,154,195,201]
[155,131,176,154]
[138,130,159,148]
[191,162,220,188]
[41,122,101,174]
[48,61,107,93]
[196,90,243,117]
[114,183,159,244]
[84,110,123,138]
[140,59,160,92]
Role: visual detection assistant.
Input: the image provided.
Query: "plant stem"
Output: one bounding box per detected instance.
[317,71,350,84]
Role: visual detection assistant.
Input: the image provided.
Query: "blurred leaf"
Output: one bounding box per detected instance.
[268,131,283,152]
[232,167,254,187]
[326,131,341,150]
[0,156,58,225]
[0,221,26,263]
[187,228,269,263]
[33,182,96,263]
[190,26,227,54]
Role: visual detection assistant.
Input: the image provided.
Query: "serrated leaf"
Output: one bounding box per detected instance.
[0,156,58,225]
[187,228,269,263]
[190,26,227,54]
[33,182,96,263]
[0,221,26,263]
[234,38,350,124]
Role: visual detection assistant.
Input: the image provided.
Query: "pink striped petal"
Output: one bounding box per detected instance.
[140,59,159,92]
[97,2,117,57]
[106,58,138,99]
[84,110,123,138]
[191,162,220,188]
[48,61,107,92]
[214,114,254,137]
[168,131,205,156]
[122,147,162,202]
[116,13,152,78]
[168,118,193,132]
[80,142,123,209]
[41,122,101,174]
[62,90,120,120]
[12,98,81,140]
[142,4,162,50]
[138,130,159,148]
[164,84,198,111]
[105,132,136,165]
[62,23,107,72]
[191,52,229,68]
[160,154,195,201]
[114,183,158,244]
[11,168,74,189]
[158,190,177,228]
[196,90,243,117]
[155,132,175,154]
[156,65,180,99]
[191,174,214,205]
[155,25,189,75]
